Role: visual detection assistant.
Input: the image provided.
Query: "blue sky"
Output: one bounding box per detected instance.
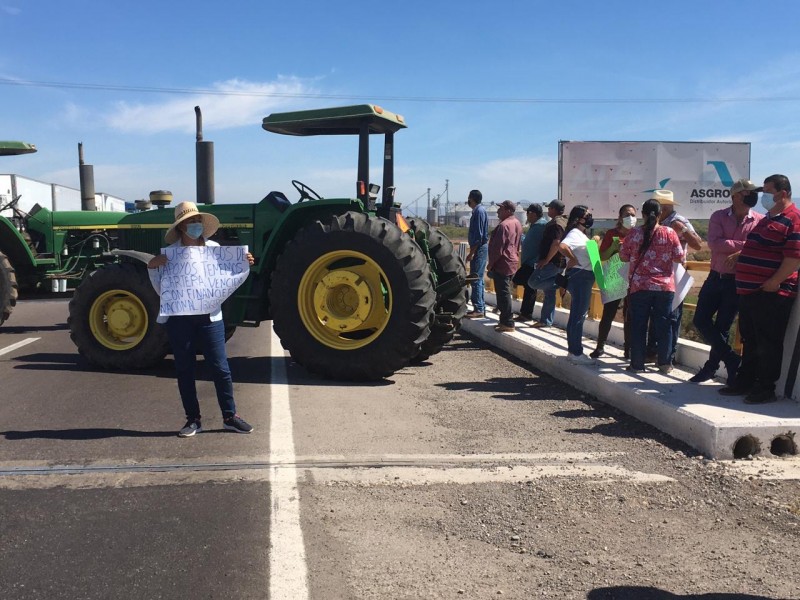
[2,0,800,217]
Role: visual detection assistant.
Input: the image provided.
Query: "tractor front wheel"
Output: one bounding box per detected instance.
[0,251,18,325]
[68,263,169,369]
[270,211,435,380]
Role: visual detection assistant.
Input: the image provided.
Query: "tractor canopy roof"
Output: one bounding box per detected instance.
[0,141,37,156]
[262,104,407,136]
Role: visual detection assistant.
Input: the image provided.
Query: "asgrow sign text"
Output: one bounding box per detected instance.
[559,141,751,219]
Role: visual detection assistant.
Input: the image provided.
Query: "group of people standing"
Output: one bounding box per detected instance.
[464,174,800,405]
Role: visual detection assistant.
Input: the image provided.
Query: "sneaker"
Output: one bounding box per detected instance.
[744,388,778,405]
[689,366,716,383]
[223,414,254,434]
[569,353,595,365]
[514,314,533,324]
[658,364,674,375]
[178,419,202,438]
[494,324,515,332]
[626,365,646,373]
[531,321,551,329]
[464,311,486,319]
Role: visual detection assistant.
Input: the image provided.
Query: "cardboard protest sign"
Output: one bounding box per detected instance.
[159,245,250,318]
[600,253,630,304]
[672,263,694,312]
[585,239,605,290]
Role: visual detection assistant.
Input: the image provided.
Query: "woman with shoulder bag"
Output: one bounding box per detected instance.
[619,198,685,374]
[558,205,597,364]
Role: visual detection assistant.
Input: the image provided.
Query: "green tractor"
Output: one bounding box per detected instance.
[62,105,467,380]
[0,140,38,324]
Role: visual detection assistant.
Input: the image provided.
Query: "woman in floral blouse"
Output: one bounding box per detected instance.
[619,198,685,373]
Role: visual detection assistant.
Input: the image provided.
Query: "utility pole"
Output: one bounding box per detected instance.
[445,179,450,225]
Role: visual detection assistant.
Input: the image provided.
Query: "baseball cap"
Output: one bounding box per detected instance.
[730,179,760,195]
[498,200,517,212]
[545,199,565,212]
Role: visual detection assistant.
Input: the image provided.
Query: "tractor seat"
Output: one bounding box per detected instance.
[264,191,291,213]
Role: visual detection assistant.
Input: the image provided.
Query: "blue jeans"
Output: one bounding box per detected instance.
[470,244,488,314]
[565,268,596,356]
[692,273,740,371]
[164,315,236,421]
[647,299,683,364]
[529,263,559,325]
[630,290,674,370]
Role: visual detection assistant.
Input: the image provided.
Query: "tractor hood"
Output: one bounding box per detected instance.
[47,210,127,229]
[262,104,407,136]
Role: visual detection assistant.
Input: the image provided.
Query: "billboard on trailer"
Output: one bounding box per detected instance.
[559,141,751,220]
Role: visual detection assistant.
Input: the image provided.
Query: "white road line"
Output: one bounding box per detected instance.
[269,327,309,600]
[0,337,40,357]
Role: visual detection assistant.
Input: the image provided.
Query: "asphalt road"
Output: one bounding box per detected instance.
[1,298,798,599]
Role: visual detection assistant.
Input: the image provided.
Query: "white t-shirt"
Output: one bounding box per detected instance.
[561,228,592,270]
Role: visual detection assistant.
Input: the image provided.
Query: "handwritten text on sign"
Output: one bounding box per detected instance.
[600,253,630,304]
[159,245,249,317]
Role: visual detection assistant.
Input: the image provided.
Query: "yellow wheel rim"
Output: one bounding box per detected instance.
[88,289,149,351]
[298,250,392,350]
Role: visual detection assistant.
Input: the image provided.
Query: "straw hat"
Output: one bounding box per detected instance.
[164,201,220,244]
[650,189,679,206]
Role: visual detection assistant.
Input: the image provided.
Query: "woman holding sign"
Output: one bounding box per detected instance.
[558,205,597,365]
[148,202,255,438]
[590,204,636,359]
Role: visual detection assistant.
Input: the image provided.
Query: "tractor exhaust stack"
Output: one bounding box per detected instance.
[78,142,96,211]
[195,106,215,205]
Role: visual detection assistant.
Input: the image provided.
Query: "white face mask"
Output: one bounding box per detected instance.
[760,192,776,211]
[622,215,637,229]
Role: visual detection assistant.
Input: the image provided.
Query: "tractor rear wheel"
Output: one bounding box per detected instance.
[68,263,169,369]
[407,219,468,362]
[0,251,18,325]
[270,211,435,380]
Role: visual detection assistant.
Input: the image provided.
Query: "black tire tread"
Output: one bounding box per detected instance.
[270,212,435,380]
[407,219,468,362]
[68,263,169,369]
[0,251,18,325]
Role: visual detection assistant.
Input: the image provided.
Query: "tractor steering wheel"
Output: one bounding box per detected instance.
[292,180,323,203]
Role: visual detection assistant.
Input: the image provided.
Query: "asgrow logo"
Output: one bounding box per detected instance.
[643,161,736,202]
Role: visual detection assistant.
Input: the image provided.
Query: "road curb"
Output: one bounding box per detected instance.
[461,311,800,460]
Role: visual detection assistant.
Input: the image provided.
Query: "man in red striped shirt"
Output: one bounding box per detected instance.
[724,174,800,404]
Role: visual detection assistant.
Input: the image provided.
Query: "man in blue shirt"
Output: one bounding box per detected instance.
[465,189,489,318]
[515,203,548,322]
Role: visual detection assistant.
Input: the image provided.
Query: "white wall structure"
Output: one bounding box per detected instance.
[559,141,751,219]
[0,174,126,218]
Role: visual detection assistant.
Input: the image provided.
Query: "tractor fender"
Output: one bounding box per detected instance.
[110,249,156,264]
[0,215,36,274]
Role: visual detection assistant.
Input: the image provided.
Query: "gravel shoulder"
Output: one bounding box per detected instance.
[302,332,800,599]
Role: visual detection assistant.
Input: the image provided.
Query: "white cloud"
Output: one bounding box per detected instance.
[1,5,21,16]
[104,77,317,134]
